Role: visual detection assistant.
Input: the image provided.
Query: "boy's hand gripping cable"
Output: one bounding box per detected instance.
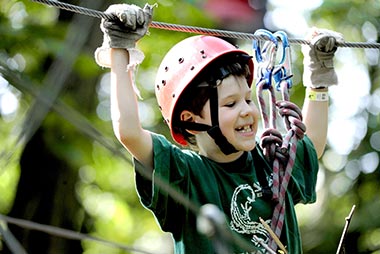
[30,0,380,49]
[253,30,306,253]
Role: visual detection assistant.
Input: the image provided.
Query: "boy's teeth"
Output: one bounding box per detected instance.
[237,125,251,132]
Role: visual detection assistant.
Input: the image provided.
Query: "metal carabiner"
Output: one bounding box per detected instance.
[272,31,293,91]
[252,29,278,89]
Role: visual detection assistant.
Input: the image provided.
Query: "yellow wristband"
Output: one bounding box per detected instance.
[306,90,329,101]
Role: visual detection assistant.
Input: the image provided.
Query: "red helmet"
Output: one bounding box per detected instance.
[155,35,254,145]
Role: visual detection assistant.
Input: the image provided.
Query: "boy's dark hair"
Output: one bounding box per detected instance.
[172,53,252,148]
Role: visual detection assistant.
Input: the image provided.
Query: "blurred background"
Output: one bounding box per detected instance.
[0,0,379,253]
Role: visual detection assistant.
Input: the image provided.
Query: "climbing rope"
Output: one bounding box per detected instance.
[30,0,380,49]
[253,29,306,252]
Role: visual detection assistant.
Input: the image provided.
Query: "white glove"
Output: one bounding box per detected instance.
[302,27,344,88]
[95,3,154,68]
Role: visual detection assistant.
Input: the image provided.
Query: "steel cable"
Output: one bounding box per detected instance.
[31,0,380,49]
[0,214,163,254]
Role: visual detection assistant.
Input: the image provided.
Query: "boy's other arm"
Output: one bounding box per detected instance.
[302,88,328,158]
[301,27,343,159]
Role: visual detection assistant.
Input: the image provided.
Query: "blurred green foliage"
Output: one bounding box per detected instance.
[0,0,379,253]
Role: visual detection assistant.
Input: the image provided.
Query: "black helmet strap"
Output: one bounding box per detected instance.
[206,85,238,155]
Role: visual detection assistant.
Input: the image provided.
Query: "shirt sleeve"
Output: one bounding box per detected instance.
[134,133,193,234]
[287,135,319,204]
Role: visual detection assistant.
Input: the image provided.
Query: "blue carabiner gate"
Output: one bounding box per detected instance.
[252,29,278,89]
[272,31,293,91]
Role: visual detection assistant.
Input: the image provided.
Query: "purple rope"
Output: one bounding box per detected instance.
[256,68,306,251]
[269,82,305,251]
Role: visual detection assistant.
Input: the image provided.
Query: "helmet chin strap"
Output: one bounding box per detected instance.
[206,85,238,155]
[177,84,238,154]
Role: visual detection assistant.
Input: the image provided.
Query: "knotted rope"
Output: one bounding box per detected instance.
[30,0,380,49]
[253,30,306,252]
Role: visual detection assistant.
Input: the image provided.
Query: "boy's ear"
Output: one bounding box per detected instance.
[180,110,198,135]
[180,110,194,122]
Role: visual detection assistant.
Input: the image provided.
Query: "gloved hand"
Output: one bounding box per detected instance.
[101,4,154,49]
[302,27,344,88]
[95,3,154,68]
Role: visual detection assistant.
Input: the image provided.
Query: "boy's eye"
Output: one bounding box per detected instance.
[246,99,252,104]
[224,102,235,107]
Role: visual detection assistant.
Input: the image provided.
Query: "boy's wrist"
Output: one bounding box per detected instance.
[309,87,328,92]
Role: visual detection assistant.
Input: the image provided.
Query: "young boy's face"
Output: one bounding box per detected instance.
[198,75,260,153]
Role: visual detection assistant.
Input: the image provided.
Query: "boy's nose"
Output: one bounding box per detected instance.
[240,102,253,117]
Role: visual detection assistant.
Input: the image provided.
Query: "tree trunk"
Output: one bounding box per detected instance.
[3,127,83,254]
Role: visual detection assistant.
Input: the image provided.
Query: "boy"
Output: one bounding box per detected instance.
[95,3,342,254]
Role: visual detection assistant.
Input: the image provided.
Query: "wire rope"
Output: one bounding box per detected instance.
[0,214,163,254]
[31,0,380,49]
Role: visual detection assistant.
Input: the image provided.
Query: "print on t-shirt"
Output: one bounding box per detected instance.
[230,181,272,249]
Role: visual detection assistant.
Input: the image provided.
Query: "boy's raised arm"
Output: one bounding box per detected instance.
[95,4,155,168]
[110,49,153,168]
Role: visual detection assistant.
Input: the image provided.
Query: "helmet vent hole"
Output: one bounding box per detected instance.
[190,66,195,71]
[172,93,176,98]
[162,80,166,86]
[164,66,169,72]
[200,50,207,58]
[178,57,184,64]
[158,105,162,110]
[156,84,160,90]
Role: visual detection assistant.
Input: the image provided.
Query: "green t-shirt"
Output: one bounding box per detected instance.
[135,133,319,254]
